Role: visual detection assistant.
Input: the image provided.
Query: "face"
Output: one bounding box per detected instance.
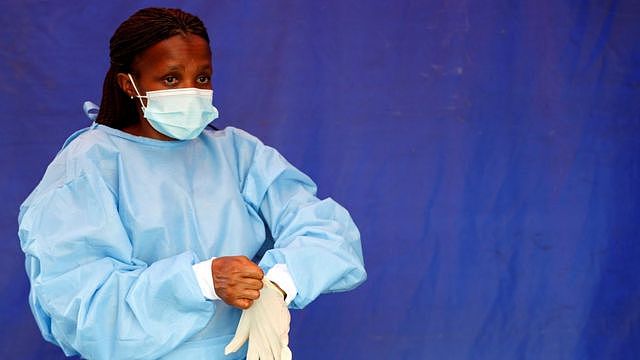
[117,34,212,140]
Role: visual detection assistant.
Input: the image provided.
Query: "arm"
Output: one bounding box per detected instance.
[238,133,367,309]
[19,173,214,360]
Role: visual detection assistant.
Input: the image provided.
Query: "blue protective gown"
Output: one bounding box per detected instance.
[18,124,366,359]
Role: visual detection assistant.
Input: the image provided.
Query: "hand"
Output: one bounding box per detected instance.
[211,256,264,309]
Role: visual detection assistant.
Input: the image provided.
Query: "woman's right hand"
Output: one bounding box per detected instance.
[211,256,264,309]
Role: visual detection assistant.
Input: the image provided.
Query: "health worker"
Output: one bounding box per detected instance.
[18,7,366,360]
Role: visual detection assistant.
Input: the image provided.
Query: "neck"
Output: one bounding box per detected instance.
[122,119,174,141]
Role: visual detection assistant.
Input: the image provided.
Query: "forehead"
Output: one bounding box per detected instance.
[132,34,212,72]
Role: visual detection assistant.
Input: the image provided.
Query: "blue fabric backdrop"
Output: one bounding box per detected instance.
[1,0,639,358]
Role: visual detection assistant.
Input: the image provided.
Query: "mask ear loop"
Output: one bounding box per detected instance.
[127,74,147,110]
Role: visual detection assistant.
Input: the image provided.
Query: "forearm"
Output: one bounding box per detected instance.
[31,252,215,360]
[259,198,366,308]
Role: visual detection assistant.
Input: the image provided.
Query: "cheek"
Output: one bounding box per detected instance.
[132,68,163,92]
[138,78,164,92]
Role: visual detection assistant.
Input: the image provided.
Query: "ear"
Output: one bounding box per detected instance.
[116,73,136,98]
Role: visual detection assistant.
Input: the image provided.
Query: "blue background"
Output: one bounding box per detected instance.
[1,0,639,358]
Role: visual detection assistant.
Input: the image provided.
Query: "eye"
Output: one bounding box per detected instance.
[196,75,210,84]
[163,76,178,86]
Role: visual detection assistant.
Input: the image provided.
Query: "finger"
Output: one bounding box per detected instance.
[238,289,261,301]
[224,311,250,355]
[239,266,264,280]
[212,256,263,279]
[265,324,282,359]
[253,301,283,357]
[236,258,264,277]
[281,346,293,360]
[239,278,264,290]
[230,278,263,292]
[235,298,253,309]
[253,319,274,360]
[246,335,259,360]
[216,274,262,290]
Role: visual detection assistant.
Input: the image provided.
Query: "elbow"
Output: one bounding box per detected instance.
[339,261,367,292]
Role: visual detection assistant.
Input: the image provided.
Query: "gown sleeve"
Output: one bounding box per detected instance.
[18,170,215,359]
[236,129,367,309]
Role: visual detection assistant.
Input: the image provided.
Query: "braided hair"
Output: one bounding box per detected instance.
[96,8,210,129]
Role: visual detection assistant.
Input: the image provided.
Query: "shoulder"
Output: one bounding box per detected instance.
[202,126,265,149]
[21,126,120,210]
[224,126,263,143]
[210,126,290,160]
[201,126,276,166]
[201,126,296,188]
[55,126,121,178]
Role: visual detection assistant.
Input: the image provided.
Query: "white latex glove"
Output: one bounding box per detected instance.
[224,278,292,360]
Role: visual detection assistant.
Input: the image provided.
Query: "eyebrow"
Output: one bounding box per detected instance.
[164,64,212,72]
[165,64,185,72]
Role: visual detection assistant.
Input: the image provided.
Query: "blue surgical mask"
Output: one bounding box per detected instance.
[128,74,219,140]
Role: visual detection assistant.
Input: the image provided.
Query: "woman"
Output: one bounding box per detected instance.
[18,7,366,359]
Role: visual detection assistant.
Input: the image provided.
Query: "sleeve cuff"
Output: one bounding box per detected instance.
[265,264,298,305]
[192,258,220,301]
